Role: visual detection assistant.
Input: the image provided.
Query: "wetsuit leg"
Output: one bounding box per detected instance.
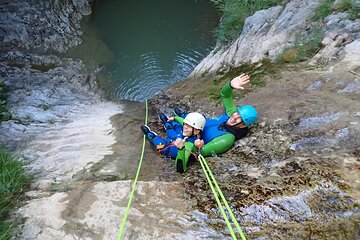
[167,146,179,159]
[179,113,187,118]
[151,136,166,147]
[150,136,176,157]
[173,121,183,134]
[166,122,182,141]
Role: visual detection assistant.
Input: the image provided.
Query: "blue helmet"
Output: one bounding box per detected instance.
[237,105,258,126]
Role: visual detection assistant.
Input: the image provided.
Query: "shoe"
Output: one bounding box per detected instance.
[140,125,157,139]
[176,158,185,173]
[158,112,169,125]
[173,107,185,117]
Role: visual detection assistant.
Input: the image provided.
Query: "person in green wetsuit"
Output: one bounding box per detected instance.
[175,73,258,158]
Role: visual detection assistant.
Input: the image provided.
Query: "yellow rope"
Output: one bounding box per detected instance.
[117,100,148,240]
[198,154,247,240]
[198,155,237,239]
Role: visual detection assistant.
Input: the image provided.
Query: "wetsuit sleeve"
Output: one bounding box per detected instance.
[174,116,185,126]
[221,82,237,117]
[175,141,197,172]
[200,133,235,157]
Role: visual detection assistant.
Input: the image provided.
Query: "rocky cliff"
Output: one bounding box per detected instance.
[190,0,360,78]
[0,0,359,239]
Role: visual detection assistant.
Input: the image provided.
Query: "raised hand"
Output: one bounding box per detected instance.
[173,137,188,149]
[230,73,250,89]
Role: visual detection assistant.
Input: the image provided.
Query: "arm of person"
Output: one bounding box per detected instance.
[174,116,185,125]
[220,82,237,117]
[221,74,251,117]
[200,133,235,157]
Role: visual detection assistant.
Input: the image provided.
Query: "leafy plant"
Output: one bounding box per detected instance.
[0,148,33,239]
[312,0,334,21]
[211,0,281,45]
[338,0,360,19]
[0,80,11,121]
[38,103,51,111]
[277,25,325,63]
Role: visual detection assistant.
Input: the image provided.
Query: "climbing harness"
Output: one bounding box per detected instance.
[156,143,165,150]
[117,100,148,240]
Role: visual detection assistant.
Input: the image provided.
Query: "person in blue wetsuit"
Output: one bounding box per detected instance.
[141,112,206,172]
[176,73,258,156]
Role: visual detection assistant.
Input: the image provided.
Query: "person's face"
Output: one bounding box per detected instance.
[226,111,242,126]
[183,124,200,137]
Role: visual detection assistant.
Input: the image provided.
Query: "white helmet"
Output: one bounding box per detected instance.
[183,112,206,130]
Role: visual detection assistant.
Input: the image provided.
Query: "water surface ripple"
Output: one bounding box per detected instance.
[81,0,218,101]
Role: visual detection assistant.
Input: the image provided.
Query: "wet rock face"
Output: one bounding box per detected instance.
[179,122,360,238]
[17,181,221,240]
[0,0,97,151]
[150,57,360,238]
[0,0,93,53]
[0,50,100,152]
[1,0,359,239]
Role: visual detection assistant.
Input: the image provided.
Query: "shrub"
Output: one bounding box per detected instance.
[211,0,281,45]
[0,148,33,239]
[277,25,325,63]
[338,0,360,19]
[0,80,11,121]
[313,0,334,21]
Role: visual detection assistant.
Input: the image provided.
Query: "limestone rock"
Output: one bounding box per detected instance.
[190,0,323,78]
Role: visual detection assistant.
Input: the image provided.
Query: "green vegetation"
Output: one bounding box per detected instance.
[337,0,360,19]
[313,0,334,21]
[207,59,277,101]
[313,0,360,21]
[49,181,71,192]
[38,103,51,111]
[277,0,360,64]
[277,25,325,63]
[210,0,282,45]
[0,148,33,239]
[337,0,353,11]
[0,80,11,122]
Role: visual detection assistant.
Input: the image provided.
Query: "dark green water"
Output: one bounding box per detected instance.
[78,0,219,101]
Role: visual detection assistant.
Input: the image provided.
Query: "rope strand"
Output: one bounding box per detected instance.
[117,100,148,240]
[198,156,237,239]
[199,155,247,240]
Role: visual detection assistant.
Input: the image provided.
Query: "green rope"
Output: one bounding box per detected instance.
[198,155,237,239]
[117,100,148,240]
[198,154,247,240]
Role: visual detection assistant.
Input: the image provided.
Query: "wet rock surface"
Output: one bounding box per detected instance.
[150,58,360,238]
[0,0,93,53]
[0,0,98,152]
[0,0,359,239]
[17,181,222,240]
